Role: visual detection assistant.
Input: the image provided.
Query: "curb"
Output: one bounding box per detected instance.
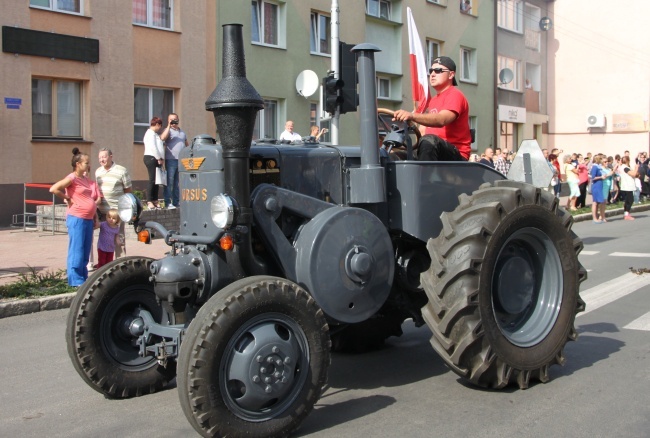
[2,203,649,319]
[571,202,650,223]
[0,292,75,319]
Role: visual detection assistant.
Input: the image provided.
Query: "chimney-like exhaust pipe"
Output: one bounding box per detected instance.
[348,43,385,204]
[206,24,265,276]
[206,23,263,210]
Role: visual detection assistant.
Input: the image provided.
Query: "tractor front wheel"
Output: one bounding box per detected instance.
[177,276,330,438]
[66,256,176,398]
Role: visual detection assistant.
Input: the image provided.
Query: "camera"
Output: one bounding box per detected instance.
[171,120,179,125]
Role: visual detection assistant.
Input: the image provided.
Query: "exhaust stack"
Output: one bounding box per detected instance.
[206,23,263,209]
[206,23,265,276]
[349,43,385,204]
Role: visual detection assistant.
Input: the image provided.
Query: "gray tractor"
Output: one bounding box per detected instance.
[66,24,586,437]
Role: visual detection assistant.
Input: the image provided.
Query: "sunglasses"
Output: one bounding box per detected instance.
[429,68,451,75]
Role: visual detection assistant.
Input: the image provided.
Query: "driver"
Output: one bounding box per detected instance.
[392,56,471,161]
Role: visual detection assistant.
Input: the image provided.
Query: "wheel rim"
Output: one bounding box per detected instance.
[491,227,563,347]
[220,312,310,422]
[100,287,164,370]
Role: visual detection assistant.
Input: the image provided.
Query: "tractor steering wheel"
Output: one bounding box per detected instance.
[377,108,422,149]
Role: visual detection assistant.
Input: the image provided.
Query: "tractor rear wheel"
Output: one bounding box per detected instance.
[177,276,330,438]
[421,180,586,389]
[66,256,176,398]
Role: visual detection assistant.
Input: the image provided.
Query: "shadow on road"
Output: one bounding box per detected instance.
[554,322,624,378]
[297,322,449,434]
[297,395,397,436]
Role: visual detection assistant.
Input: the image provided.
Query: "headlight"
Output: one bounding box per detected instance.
[210,194,236,229]
[118,193,142,223]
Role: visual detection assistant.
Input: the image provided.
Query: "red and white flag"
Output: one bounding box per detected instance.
[407,7,429,113]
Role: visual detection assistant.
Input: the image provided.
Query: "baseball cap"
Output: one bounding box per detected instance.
[432,56,458,86]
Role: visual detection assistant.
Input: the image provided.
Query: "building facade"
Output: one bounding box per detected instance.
[0,0,216,227]
[1,0,496,227]
[496,0,554,153]
[216,0,495,150]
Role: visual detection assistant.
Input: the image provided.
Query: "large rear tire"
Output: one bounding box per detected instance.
[66,256,176,398]
[421,181,586,389]
[177,276,330,438]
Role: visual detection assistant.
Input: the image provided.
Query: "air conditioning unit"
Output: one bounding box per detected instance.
[587,114,606,128]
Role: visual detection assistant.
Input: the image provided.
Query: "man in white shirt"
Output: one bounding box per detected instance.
[96,148,132,258]
[279,120,302,143]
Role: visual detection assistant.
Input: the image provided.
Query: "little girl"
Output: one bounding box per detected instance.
[96,209,121,268]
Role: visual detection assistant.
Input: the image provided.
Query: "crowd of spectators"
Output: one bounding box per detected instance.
[544,148,649,221]
[472,145,649,221]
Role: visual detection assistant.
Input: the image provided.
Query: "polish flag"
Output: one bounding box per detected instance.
[407,7,429,113]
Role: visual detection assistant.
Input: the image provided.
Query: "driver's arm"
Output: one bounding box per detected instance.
[393,109,457,128]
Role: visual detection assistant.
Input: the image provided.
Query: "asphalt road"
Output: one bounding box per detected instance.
[2,213,650,437]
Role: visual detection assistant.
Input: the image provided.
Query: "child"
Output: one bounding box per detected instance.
[96,209,121,269]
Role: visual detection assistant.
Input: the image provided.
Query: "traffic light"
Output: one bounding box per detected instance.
[339,42,358,114]
[323,74,344,114]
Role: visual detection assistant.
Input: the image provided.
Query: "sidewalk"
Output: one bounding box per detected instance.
[0,227,169,287]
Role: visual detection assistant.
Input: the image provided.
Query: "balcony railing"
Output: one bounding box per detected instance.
[525,89,540,112]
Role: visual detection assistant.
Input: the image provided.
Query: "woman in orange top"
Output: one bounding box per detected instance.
[50,148,99,286]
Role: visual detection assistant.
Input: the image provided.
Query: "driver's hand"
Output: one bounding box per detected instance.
[392,110,413,122]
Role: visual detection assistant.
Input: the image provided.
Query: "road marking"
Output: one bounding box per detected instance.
[609,252,650,258]
[580,251,599,256]
[578,272,650,317]
[623,312,650,331]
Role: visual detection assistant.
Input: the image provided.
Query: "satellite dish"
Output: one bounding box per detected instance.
[539,16,553,31]
[295,70,319,98]
[498,68,514,85]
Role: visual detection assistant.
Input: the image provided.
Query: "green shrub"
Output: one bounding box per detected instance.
[0,266,75,300]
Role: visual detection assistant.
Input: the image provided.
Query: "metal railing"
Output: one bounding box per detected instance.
[11,183,60,235]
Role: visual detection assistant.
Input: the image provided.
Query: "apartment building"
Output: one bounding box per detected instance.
[0,1,216,227]
[216,0,495,150]
[0,0,495,227]
[496,0,553,152]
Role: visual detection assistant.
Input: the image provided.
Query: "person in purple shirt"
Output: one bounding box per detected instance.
[95,209,121,268]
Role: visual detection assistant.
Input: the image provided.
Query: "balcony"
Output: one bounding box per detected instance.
[525,89,540,112]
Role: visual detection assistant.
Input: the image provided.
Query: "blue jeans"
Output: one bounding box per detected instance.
[164,159,179,206]
[66,215,94,287]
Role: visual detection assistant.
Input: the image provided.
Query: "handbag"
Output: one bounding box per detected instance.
[155,167,167,186]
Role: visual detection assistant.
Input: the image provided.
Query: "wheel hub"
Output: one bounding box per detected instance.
[250,346,293,394]
[491,227,563,347]
[222,314,309,417]
[496,252,535,315]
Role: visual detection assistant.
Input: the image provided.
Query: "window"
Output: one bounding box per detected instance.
[366,0,391,20]
[426,40,441,69]
[497,55,521,91]
[133,0,173,30]
[498,0,523,33]
[30,0,82,14]
[134,87,174,142]
[376,77,391,99]
[310,12,331,55]
[253,99,278,140]
[32,78,82,138]
[427,0,444,4]
[500,122,517,152]
[460,0,473,15]
[459,47,477,83]
[252,1,280,46]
